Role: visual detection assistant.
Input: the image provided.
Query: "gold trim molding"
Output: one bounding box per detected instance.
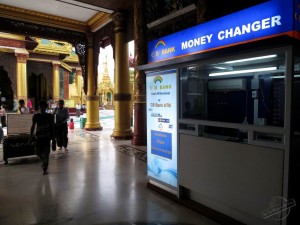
[88,12,112,32]
[0,47,14,53]
[0,33,24,40]
[0,4,111,32]
[64,52,79,63]
[61,62,72,72]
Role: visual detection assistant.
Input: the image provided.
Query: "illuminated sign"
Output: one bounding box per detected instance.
[148,0,297,63]
[294,0,300,33]
[147,70,177,188]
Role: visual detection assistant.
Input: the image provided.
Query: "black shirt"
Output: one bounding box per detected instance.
[33,113,54,139]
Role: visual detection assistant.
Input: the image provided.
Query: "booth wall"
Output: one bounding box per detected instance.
[179,134,284,225]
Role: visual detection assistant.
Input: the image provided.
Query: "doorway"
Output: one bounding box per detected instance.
[0,66,14,110]
[28,73,48,110]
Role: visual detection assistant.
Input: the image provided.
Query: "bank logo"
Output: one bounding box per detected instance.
[154,76,163,83]
[152,40,175,58]
[155,40,166,48]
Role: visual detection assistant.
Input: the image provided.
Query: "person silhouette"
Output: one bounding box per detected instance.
[29,101,55,175]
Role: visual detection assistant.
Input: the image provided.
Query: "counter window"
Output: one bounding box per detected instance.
[293,55,300,137]
[180,52,286,141]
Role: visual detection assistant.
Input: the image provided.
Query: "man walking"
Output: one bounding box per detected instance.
[76,102,81,118]
[53,100,69,151]
[29,100,54,175]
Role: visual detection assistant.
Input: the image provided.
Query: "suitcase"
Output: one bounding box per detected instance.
[3,114,36,164]
[3,135,36,164]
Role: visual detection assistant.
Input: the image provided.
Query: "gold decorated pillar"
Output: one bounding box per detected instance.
[111,12,133,139]
[52,61,60,101]
[15,50,29,100]
[85,33,102,131]
[76,68,82,95]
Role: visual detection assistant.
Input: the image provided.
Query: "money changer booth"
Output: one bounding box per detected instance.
[141,0,299,225]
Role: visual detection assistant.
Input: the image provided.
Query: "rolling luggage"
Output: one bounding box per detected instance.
[2,114,36,164]
[3,135,36,164]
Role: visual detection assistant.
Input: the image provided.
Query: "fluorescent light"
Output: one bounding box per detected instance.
[224,54,277,64]
[214,66,227,70]
[271,75,284,79]
[272,74,300,79]
[209,67,277,77]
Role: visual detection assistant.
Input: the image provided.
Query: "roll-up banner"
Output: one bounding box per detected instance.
[146,70,177,188]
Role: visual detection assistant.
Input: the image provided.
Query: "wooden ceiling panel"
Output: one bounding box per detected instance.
[75,0,134,11]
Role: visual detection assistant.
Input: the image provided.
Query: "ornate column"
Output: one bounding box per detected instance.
[64,70,69,99]
[85,33,102,131]
[52,61,60,101]
[132,0,147,145]
[111,12,133,139]
[76,67,83,102]
[15,51,29,100]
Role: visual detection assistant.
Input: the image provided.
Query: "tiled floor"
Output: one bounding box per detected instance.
[0,112,220,225]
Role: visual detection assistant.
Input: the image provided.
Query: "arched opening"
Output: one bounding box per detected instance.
[28,73,48,110]
[0,66,14,110]
[98,44,114,109]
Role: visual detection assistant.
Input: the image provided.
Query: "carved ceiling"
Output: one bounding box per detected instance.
[0,0,134,32]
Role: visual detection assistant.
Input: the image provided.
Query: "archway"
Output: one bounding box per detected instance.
[28,73,48,110]
[0,66,14,110]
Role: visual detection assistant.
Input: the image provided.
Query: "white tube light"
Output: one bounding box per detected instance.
[272,74,300,79]
[209,67,277,77]
[224,54,277,64]
[214,66,227,70]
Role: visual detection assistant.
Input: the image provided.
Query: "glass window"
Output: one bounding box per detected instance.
[180,52,286,129]
[59,68,64,98]
[292,55,300,136]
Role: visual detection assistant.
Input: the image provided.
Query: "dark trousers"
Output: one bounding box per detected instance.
[1,116,6,127]
[36,138,50,171]
[76,109,80,117]
[55,123,68,148]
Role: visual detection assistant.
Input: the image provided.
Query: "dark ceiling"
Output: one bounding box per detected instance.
[75,0,134,11]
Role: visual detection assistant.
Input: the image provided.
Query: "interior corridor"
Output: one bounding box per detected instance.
[0,117,220,225]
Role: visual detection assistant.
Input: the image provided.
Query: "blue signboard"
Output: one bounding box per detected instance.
[151,130,172,159]
[148,0,297,63]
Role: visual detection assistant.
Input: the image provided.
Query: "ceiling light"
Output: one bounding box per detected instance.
[214,66,227,70]
[224,54,277,64]
[272,74,300,79]
[209,67,277,77]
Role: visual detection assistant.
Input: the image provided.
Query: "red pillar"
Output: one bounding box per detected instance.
[132,0,147,145]
[64,70,69,99]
